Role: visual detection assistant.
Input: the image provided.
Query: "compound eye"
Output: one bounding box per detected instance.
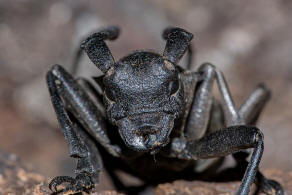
[105,88,116,102]
[168,79,179,95]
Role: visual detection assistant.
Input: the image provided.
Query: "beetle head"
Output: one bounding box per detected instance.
[103,52,183,151]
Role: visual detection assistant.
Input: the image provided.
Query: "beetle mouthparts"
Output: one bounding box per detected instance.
[133,126,158,136]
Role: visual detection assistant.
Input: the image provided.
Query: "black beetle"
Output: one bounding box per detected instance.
[47,26,283,195]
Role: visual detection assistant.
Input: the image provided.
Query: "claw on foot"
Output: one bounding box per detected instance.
[49,176,75,192]
[49,174,94,194]
[260,178,284,195]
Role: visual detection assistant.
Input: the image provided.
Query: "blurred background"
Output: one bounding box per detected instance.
[0,0,291,191]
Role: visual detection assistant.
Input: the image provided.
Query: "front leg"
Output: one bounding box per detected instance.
[172,125,263,195]
[46,65,120,193]
[49,126,102,194]
[47,72,100,193]
[48,64,121,157]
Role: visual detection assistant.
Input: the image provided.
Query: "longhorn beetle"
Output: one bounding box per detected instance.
[47,26,283,194]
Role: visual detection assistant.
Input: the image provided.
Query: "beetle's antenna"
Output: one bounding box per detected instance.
[82,26,120,73]
[162,27,193,64]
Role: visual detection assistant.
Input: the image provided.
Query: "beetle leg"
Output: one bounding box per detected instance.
[185,62,246,140]
[49,125,102,194]
[172,125,263,195]
[47,64,121,157]
[47,71,105,193]
[256,171,284,195]
[186,63,269,134]
[239,83,271,125]
[76,77,104,113]
[47,70,87,158]
[212,66,283,194]
[184,64,283,194]
[235,84,283,194]
[75,125,102,184]
[185,63,216,140]
[212,65,244,125]
[185,62,245,141]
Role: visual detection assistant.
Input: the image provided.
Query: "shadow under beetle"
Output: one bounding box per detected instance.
[47,26,284,195]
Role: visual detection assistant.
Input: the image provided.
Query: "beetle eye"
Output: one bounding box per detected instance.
[168,79,179,95]
[105,88,116,101]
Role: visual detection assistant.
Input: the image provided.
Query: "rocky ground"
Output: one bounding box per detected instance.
[1,152,291,195]
[0,152,121,195]
[155,169,292,195]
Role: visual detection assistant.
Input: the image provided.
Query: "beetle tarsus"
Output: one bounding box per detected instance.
[256,172,284,195]
[49,174,94,194]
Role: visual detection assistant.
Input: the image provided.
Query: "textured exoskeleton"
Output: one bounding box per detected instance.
[47,26,283,195]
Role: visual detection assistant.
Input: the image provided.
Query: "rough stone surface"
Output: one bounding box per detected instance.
[0,151,291,194]
[0,152,122,195]
[155,169,292,195]
[0,151,45,195]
